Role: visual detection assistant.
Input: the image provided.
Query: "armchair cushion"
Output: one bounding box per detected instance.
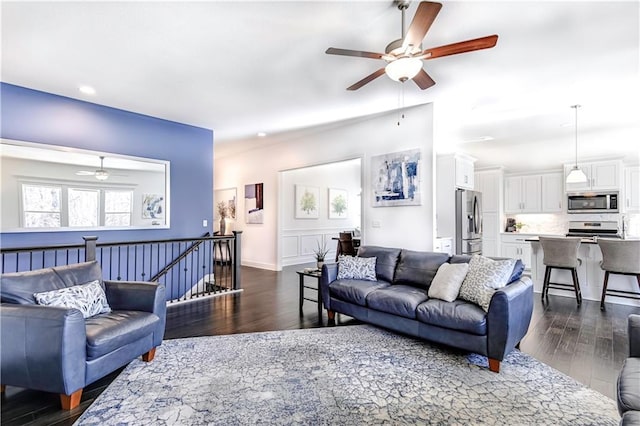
[85,311,160,359]
[34,280,111,318]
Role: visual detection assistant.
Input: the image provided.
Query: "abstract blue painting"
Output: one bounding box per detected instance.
[371,148,421,207]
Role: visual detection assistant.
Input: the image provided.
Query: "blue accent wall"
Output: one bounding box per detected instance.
[0,83,214,248]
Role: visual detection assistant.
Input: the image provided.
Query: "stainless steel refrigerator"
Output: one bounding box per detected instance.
[455,189,483,255]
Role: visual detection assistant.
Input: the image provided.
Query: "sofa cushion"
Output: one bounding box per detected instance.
[393,250,450,289]
[428,262,470,302]
[0,261,104,305]
[85,310,160,359]
[33,279,111,318]
[356,246,401,283]
[618,357,640,414]
[458,255,517,312]
[450,255,524,283]
[366,285,429,319]
[416,299,487,336]
[621,411,640,426]
[337,255,377,281]
[329,279,390,307]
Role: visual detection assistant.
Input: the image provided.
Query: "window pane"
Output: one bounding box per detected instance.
[68,188,98,227]
[105,213,131,226]
[23,185,60,212]
[105,191,132,213]
[24,212,61,228]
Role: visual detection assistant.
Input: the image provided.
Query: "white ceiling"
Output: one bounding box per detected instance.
[2,1,639,172]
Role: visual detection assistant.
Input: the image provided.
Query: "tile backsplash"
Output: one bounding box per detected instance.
[509,212,640,238]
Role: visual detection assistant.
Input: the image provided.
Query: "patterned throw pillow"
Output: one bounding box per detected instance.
[337,255,377,281]
[33,280,111,318]
[458,255,516,312]
[427,262,470,302]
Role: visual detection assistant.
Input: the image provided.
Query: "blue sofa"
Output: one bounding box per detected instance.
[618,314,640,426]
[0,261,166,409]
[321,246,533,373]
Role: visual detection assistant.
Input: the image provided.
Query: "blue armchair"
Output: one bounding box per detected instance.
[0,261,166,409]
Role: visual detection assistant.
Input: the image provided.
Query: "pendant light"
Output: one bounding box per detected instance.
[566,104,588,184]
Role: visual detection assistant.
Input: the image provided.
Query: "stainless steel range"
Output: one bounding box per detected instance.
[566,220,621,239]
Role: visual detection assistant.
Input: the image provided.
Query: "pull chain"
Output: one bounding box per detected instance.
[397,84,406,126]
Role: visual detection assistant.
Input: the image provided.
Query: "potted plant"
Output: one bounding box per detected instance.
[314,241,329,270]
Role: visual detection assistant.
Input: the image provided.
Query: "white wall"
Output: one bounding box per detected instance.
[280,158,361,267]
[214,103,435,270]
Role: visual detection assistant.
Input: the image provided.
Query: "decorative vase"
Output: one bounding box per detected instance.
[317,260,324,270]
[219,218,226,235]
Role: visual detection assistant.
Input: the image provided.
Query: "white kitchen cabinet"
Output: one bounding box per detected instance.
[564,160,622,192]
[475,168,503,258]
[504,175,541,214]
[500,233,533,269]
[434,237,453,256]
[624,166,640,212]
[541,172,564,212]
[454,155,475,190]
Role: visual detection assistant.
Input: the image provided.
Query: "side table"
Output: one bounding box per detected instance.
[296,269,322,318]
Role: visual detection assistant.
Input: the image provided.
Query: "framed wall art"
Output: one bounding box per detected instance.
[245,183,264,224]
[328,188,348,219]
[371,148,421,207]
[295,185,319,219]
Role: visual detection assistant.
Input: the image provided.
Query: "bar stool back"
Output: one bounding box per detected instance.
[598,239,640,310]
[539,236,582,305]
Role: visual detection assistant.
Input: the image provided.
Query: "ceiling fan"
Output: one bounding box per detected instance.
[75,156,112,181]
[325,0,498,91]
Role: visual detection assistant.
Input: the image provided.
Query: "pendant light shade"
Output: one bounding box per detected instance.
[566,105,587,184]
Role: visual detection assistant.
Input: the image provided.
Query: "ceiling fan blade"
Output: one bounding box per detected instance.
[346,68,386,91]
[412,69,436,90]
[422,35,498,60]
[402,1,443,50]
[326,47,384,60]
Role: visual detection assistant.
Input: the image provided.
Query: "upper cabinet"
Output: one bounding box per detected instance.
[564,160,622,192]
[504,175,541,213]
[541,172,564,212]
[454,154,475,190]
[624,166,640,212]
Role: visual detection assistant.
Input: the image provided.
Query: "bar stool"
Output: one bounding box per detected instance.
[598,238,640,310]
[539,236,583,305]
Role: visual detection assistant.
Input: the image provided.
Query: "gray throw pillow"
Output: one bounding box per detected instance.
[458,255,516,312]
[427,262,469,302]
[337,255,377,281]
[33,279,111,318]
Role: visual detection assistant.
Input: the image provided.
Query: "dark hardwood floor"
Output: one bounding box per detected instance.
[2,265,639,425]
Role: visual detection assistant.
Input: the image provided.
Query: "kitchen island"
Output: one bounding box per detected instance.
[526,236,640,307]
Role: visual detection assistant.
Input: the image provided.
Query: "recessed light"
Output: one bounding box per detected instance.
[257,132,267,137]
[78,85,96,95]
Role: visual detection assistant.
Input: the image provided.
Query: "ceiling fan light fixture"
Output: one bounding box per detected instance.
[385,57,422,82]
[94,169,109,181]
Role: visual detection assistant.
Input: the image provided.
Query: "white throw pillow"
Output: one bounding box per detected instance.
[337,255,377,281]
[34,279,111,318]
[427,262,470,302]
[458,255,516,312]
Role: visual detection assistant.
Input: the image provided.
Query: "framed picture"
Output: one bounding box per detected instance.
[371,148,421,207]
[245,183,264,224]
[328,188,348,219]
[142,193,165,219]
[295,185,319,219]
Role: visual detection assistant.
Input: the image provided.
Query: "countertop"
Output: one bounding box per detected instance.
[524,236,638,245]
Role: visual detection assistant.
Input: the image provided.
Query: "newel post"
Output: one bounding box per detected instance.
[83,236,98,262]
[232,231,242,290]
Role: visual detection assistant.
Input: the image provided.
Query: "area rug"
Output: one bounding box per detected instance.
[75,325,619,425]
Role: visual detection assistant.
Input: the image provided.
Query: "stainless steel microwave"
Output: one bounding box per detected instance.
[567,192,619,214]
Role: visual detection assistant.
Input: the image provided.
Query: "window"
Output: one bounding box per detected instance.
[22,184,62,228]
[105,190,132,226]
[20,183,133,228]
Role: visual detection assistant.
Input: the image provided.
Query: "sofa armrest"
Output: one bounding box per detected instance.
[0,304,86,395]
[104,281,166,346]
[629,314,640,358]
[486,276,534,361]
[320,263,338,310]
